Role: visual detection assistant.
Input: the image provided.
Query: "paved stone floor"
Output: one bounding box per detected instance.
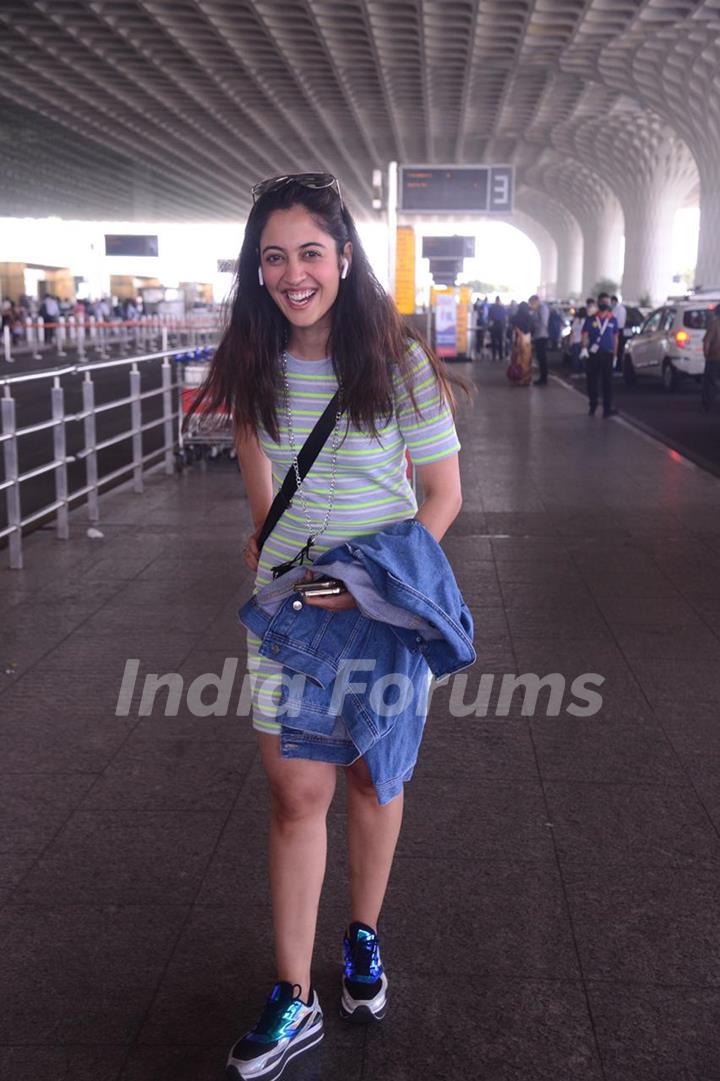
[1,362,720,1080]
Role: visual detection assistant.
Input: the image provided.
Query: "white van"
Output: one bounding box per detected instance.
[623,297,718,391]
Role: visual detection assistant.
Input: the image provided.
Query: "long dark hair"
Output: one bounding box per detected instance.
[185,180,470,441]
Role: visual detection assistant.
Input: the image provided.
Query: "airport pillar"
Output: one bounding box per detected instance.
[554,216,583,300]
[695,157,720,289]
[620,177,684,305]
[538,236,559,299]
[582,194,624,296]
[507,212,558,298]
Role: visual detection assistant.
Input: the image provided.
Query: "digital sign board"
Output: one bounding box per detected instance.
[400,166,514,213]
[422,236,475,259]
[105,235,159,257]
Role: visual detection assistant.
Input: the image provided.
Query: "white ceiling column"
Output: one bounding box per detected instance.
[517,190,583,299]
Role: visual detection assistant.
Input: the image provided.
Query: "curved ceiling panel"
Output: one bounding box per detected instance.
[0,0,714,223]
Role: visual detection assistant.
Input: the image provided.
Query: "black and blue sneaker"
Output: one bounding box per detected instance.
[340,921,388,1023]
[226,980,323,1081]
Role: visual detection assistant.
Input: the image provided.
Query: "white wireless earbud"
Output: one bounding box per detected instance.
[340,257,349,280]
[257,265,264,286]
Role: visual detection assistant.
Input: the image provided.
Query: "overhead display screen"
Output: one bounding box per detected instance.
[105,234,159,257]
[422,236,475,259]
[400,166,514,213]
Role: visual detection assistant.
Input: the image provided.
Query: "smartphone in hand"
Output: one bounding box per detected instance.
[292,577,347,598]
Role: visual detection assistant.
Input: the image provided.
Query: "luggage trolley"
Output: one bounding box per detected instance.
[174,347,237,469]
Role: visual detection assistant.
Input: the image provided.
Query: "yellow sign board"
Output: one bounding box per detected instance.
[457,286,471,356]
[395,226,415,315]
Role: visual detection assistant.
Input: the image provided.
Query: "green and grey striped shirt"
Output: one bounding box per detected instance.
[247,341,461,733]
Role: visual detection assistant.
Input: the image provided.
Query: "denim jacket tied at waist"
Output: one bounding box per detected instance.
[238,519,476,804]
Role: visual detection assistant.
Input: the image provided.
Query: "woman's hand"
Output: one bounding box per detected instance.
[243,528,261,572]
[297,569,357,610]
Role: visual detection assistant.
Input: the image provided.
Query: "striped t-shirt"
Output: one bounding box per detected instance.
[247,340,461,734]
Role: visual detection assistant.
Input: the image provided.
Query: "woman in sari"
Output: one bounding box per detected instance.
[506,300,533,386]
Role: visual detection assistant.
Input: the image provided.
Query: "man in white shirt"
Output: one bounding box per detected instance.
[611,294,627,372]
[40,294,60,342]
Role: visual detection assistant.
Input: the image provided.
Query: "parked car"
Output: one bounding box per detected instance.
[624,305,651,336]
[623,300,716,391]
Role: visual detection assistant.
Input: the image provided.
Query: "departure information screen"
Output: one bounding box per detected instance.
[105,234,159,257]
[399,166,514,213]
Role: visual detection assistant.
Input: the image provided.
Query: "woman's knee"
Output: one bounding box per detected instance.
[257,735,337,821]
[268,775,335,822]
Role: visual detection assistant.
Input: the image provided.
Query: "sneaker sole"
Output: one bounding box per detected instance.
[339,1001,386,1024]
[225,1025,324,1081]
[340,972,387,1025]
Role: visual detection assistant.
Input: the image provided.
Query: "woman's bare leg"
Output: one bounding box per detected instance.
[257,732,337,1002]
[344,756,404,929]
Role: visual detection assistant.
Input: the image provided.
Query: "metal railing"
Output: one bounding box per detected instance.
[2,312,216,365]
[0,327,214,570]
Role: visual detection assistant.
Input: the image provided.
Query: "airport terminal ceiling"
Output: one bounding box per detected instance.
[1,0,720,284]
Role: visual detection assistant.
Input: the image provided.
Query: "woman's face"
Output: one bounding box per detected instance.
[259,204,350,332]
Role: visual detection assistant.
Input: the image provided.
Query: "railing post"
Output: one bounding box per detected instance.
[3,324,12,364]
[88,314,98,355]
[130,364,143,493]
[51,377,69,540]
[56,315,67,358]
[2,389,23,569]
[99,317,109,360]
[77,316,86,361]
[161,357,175,475]
[82,373,99,523]
[161,325,168,354]
[27,316,42,361]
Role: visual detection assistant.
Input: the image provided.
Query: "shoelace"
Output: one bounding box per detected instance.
[254,984,304,1040]
[344,932,381,983]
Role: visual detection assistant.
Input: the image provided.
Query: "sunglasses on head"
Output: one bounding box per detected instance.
[251,173,344,208]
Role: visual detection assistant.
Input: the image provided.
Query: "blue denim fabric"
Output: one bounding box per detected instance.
[238,519,475,804]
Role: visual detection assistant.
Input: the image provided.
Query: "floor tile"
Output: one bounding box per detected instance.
[0,1045,127,1081]
[563,863,720,985]
[361,972,603,1081]
[544,781,720,865]
[12,810,227,904]
[0,903,189,1043]
[586,983,720,1081]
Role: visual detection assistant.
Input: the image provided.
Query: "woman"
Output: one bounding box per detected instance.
[506,300,533,385]
[569,306,588,371]
[189,174,468,1081]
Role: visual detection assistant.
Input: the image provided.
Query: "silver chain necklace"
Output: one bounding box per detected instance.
[280,349,343,547]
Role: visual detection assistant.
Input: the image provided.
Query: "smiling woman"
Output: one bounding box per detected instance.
[260,207,350,325]
[185,174,471,1081]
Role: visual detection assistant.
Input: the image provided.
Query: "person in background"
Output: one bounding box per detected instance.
[528,293,550,385]
[506,300,517,353]
[580,292,619,417]
[701,304,720,412]
[473,296,485,356]
[611,294,627,371]
[507,300,534,386]
[585,296,597,317]
[548,305,562,350]
[568,306,587,370]
[488,295,507,362]
[40,293,60,342]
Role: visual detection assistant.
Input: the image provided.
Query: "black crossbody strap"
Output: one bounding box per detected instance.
[256,389,343,553]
